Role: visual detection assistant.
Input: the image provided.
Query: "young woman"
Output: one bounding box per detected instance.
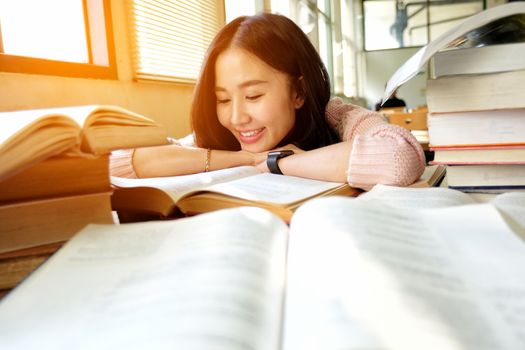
[111,13,425,190]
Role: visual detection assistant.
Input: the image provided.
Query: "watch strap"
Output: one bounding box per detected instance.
[267,150,294,175]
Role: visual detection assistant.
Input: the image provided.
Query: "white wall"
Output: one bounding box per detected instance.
[364,48,428,110]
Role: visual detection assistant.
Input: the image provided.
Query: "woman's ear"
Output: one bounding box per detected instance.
[293,76,305,109]
[294,93,305,109]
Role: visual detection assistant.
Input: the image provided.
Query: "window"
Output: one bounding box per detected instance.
[0,0,117,79]
[270,0,336,90]
[363,0,485,51]
[224,0,262,23]
[271,0,359,96]
[128,0,223,83]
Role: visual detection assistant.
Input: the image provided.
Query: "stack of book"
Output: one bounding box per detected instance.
[427,15,525,193]
[0,105,168,296]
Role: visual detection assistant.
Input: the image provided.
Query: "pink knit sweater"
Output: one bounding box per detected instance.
[110,98,425,190]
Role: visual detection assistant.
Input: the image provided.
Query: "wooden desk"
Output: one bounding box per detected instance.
[383,111,429,154]
[385,111,427,130]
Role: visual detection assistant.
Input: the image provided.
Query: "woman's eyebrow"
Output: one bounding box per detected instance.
[215,80,269,92]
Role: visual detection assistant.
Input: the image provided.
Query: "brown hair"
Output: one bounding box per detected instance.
[191,13,339,150]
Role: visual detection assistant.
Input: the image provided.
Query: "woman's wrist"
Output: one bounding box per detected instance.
[232,150,257,167]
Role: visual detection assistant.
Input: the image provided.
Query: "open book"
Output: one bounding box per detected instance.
[383,2,525,102]
[1,188,524,349]
[111,166,359,222]
[357,184,525,237]
[0,105,169,180]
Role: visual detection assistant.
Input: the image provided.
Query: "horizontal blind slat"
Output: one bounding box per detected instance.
[129,0,220,82]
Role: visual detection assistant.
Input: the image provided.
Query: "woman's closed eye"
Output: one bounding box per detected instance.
[217,98,231,104]
[246,94,263,101]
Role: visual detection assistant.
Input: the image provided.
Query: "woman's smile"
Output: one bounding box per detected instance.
[237,127,266,144]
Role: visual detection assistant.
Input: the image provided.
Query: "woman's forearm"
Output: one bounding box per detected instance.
[276,141,352,183]
[132,144,265,178]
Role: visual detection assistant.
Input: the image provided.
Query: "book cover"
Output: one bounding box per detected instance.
[446,164,525,192]
[431,146,525,165]
[0,191,114,254]
[0,154,110,203]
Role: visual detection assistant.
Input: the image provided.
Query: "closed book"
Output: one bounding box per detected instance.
[428,108,525,147]
[0,254,50,291]
[0,192,114,254]
[446,164,525,193]
[431,146,525,165]
[426,70,525,114]
[0,243,63,294]
[0,154,110,203]
[432,42,525,78]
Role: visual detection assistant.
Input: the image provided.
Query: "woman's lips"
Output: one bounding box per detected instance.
[238,127,265,144]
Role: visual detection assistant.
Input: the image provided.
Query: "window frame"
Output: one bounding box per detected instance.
[0,0,117,79]
[361,0,486,52]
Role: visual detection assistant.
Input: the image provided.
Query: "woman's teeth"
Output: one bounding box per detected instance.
[240,128,263,137]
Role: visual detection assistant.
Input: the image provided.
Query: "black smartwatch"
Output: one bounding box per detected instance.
[267,149,294,175]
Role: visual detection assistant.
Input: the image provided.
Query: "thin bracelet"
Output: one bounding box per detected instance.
[204,148,211,172]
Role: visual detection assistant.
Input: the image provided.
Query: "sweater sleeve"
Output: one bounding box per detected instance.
[109,149,138,178]
[109,135,195,179]
[326,98,426,190]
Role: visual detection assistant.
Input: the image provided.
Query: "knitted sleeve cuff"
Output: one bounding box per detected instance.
[347,124,426,190]
[109,149,138,178]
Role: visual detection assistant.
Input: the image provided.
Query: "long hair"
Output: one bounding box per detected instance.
[191,13,340,150]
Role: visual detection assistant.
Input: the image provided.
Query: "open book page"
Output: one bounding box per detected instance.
[283,197,525,350]
[0,106,98,145]
[358,184,477,208]
[0,109,81,180]
[0,207,288,350]
[410,164,446,188]
[111,166,262,202]
[194,173,347,204]
[490,192,525,238]
[383,2,525,102]
[358,185,525,235]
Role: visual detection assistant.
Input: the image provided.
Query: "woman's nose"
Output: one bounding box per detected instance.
[230,100,251,125]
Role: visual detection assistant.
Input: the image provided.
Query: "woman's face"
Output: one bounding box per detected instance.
[215,47,303,152]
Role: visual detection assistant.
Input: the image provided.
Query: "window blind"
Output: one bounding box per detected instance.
[129,0,222,83]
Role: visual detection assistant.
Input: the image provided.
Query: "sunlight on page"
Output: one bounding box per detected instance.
[491,192,525,238]
[111,166,260,193]
[283,197,524,350]
[0,208,288,350]
[286,205,468,349]
[358,184,477,208]
[205,173,342,204]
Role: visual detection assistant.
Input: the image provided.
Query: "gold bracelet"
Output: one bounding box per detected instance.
[204,148,211,172]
